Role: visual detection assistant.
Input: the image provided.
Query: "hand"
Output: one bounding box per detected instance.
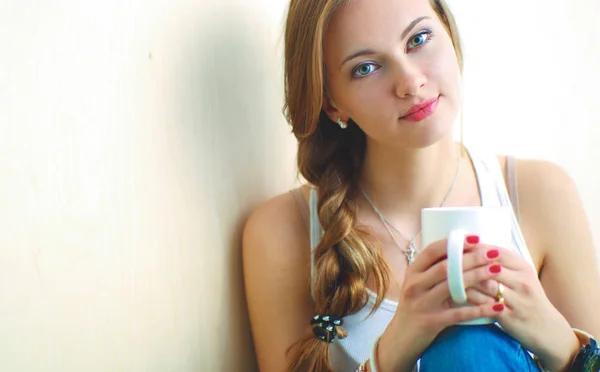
[473,245,580,371]
[377,236,505,371]
[396,237,506,336]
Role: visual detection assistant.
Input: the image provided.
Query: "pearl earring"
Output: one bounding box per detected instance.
[337,118,347,129]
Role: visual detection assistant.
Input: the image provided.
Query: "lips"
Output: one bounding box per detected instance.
[400,96,440,122]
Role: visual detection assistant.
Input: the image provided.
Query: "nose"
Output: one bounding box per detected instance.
[393,61,427,98]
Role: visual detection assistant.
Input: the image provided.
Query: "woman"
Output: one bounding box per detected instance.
[243,0,600,370]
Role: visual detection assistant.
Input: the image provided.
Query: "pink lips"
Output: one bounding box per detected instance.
[400,96,439,122]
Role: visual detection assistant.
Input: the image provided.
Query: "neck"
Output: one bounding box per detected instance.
[359,137,462,223]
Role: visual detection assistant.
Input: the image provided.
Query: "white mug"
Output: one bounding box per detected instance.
[421,206,511,325]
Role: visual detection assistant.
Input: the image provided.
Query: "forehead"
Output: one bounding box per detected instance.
[325,0,437,56]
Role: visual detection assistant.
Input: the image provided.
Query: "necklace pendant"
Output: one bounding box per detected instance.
[404,240,418,266]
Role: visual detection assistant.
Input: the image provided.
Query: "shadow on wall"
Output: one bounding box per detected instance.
[172,8,284,372]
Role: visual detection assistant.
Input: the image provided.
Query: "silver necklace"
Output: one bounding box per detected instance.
[361,155,461,266]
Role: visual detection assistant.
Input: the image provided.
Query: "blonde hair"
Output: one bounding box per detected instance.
[283,1,463,370]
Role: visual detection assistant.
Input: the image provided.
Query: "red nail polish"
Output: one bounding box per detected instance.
[489,264,502,274]
[486,249,499,259]
[466,235,480,244]
[493,304,505,312]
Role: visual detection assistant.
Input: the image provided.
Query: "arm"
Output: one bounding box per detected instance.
[243,192,314,371]
[517,159,600,365]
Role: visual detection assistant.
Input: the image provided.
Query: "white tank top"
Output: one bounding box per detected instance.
[307,148,536,371]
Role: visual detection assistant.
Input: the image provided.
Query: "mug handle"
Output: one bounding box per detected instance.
[447,229,469,305]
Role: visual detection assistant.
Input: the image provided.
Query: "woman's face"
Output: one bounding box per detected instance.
[323,0,462,149]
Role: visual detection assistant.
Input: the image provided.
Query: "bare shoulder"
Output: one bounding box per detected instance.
[243,185,312,271]
[509,157,585,255]
[243,185,311,268]
[497,155,577,196]
[242,185,314,371]
[512,158,586,246]
[513,158,579,205]
[510,157,600,333]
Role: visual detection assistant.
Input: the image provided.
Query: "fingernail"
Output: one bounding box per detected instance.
[466,235,480,244]
[489,264,502,274]
[493,304,505,312]
[486,249,499,259]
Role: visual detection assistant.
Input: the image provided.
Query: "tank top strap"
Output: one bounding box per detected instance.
[289,188,310,236]
[465,147,503,207]
[469,149,537,271]
[309,186,321,299]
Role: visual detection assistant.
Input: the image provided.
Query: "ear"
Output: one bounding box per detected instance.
[322,95,348,124]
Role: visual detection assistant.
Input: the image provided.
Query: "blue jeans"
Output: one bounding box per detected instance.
[419,324,542,372]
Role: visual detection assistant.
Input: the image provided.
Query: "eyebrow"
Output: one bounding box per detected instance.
[339,16,432,69]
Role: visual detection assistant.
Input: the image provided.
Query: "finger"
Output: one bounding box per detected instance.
[462,262,502,290]
[490,268,538,308]
[425,263,498,306]
[417,248,485,294]
[465,288,497,306]
[491,247,534,271]
[411,235,480,273]
[409,239,449,273]
[438,302,504,327]
[419,258,449,291]
[402,258,449,302]
[487,266,528,292]
[471,279,501,298]
[474,274,527,314]
[410,240,501,299]
[464,244,532,272]
[461,245,499,272]
[489,282,521,315]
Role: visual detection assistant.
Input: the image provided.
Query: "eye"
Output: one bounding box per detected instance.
[352,62,380,78]
[407,30,433,50]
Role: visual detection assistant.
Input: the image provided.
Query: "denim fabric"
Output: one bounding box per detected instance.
[419,324,542,372]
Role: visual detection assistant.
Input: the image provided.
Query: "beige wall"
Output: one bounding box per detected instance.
[452,0,600,255]
[0,0,597,371]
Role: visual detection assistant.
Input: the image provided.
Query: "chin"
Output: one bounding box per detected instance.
[396,115,456,150]
[415,128,454,149]
[401,131,451,150]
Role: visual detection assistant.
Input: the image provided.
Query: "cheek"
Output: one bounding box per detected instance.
[432,43,462,92]
[339,79,391,118]
[351,87,395,123]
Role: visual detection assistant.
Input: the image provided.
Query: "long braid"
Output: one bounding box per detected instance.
[282,1,463,370]
[288,119,391,372]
